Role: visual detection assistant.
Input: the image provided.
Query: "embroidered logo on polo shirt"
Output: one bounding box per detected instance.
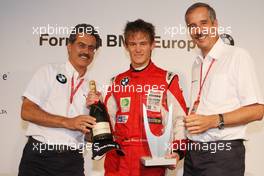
[121,77,129,86]
[56,74,67,84]
[220,33,235,46]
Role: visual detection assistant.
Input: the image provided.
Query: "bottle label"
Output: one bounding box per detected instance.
[92,122,111,136]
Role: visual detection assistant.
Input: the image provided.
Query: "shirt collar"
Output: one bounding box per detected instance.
[195,38,226,64]
[65,61,89,80]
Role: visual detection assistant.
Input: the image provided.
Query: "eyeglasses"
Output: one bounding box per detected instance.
[76,42,97,52]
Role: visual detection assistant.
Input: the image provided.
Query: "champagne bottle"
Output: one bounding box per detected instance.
[86,80,124,160]
[88,80,112,141]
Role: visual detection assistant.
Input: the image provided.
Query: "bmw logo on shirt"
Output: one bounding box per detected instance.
[56,74,67,84]
[121,77,129,86]
[220,33,235,46]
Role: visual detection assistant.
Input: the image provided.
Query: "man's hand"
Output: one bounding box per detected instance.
[63,115,96,134]
[184,114,218,134]
[86,91,102,107]
[165,152,180,170]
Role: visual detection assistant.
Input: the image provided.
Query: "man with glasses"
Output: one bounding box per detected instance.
[18,24,99,176]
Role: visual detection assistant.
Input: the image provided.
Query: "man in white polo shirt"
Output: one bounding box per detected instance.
[18,24,100,176]
[184,2,264,176]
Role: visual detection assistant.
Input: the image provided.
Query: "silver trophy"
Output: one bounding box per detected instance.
[141,104,176,166]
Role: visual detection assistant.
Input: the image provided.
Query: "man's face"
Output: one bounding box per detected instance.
[125,31,154,68]
[186,7,218,54]
[67,33,97,71]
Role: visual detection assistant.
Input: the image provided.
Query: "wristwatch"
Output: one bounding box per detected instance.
[218,114,225,130]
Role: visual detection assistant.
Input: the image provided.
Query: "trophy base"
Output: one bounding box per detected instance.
[141,156,176,166]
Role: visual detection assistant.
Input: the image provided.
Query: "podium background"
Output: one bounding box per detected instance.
[1,0,264,175]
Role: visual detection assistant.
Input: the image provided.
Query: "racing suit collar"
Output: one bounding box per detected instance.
[129,60,153,73]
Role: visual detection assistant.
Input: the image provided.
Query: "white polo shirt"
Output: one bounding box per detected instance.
[23,61,91,147]
[188,38,264,142]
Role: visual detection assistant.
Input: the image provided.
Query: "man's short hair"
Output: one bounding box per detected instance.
[68,23,101,49]
[185,2,216,23]
[124,19,155,44]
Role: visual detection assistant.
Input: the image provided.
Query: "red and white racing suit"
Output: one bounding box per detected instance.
[104,61,187,176]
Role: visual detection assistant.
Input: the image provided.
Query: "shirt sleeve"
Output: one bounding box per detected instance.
[23,65,53,107]
[236,49,264,106]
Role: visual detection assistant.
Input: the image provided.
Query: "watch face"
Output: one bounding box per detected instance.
[218,122,224,130]
[218,114,225,130]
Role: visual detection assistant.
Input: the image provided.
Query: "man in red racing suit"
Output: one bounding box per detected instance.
[104,60,187,176]
[86,19,188,176]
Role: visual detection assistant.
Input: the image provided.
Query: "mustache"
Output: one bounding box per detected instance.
[78,53,90,59]
[194,33,203,39]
